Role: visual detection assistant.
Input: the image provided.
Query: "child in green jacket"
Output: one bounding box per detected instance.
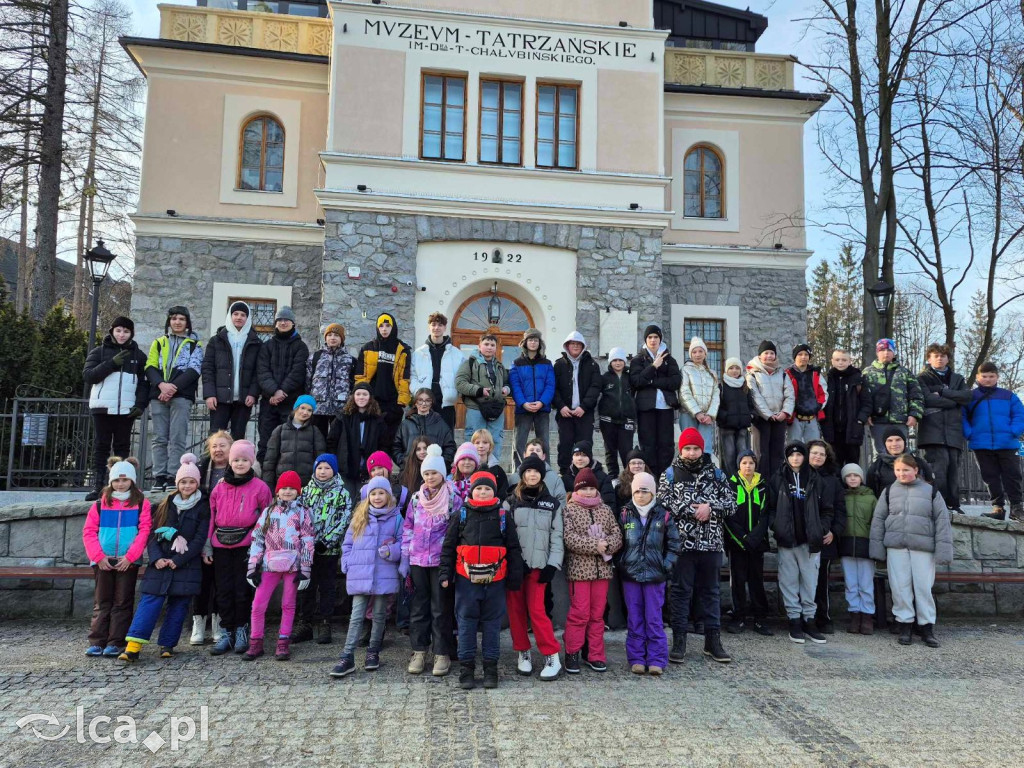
[839,463,877,635]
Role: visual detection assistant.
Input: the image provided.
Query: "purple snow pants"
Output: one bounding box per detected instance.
[622,580,668,668]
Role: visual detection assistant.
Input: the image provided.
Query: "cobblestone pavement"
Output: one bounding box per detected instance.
[0,619,1022,767]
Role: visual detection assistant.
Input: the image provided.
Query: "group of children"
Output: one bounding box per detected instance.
[82,411,956,692]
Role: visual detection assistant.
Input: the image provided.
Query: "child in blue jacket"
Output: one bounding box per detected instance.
[965,362,1024,521]
[508,329,555,467]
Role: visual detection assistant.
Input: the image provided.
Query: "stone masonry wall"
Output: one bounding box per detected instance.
[3,500,1021,619]
[661,264,807,357]
[131,236,324,348]
[321,211,665,350]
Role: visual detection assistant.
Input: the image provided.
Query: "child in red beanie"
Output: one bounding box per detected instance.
[244,470,315,661]
[659,427,734,665]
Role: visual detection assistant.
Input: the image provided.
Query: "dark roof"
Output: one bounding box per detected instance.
[654,0,768,46]
[119,36,329,72]
[0,237,76,303]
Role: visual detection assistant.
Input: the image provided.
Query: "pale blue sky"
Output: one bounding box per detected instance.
[124,0,839,262]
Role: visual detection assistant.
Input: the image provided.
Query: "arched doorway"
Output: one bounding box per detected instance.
[451,287,534,431]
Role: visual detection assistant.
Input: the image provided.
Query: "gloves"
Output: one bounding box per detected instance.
[399,563,410,580]
[154,526,177,542]
[537,565,557,584]
[111,349,131,366]
[246,571,261,589]
[127,407,143,420]
[314,541,328,556]
[170,535,188,555]
[296,572,310,591]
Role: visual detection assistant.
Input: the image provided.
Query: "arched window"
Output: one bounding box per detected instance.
[683,145,723,218]
[238,115,284,192]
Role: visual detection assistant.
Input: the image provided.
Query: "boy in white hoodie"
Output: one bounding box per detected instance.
[552,331,602,475]
[746,340,795,479]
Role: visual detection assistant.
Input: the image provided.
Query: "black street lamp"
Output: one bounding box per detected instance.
[868,279,894,317]
[487,281,501,326]
[85,240,116,354]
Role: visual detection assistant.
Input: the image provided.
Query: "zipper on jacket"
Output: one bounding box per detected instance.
[114,507,122,558]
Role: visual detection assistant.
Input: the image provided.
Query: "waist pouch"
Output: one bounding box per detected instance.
[456,545,508,584]
[265,550,298,572]
[215,526,250,546]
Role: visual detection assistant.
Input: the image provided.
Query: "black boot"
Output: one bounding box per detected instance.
[292,620,314,644]
[459,661,476,690]
[482,660,499,689]
[669,633,687,663]
[898,622,914,645]
[703,630,731,663]
[317,619,332,644]
[920,623,940,648]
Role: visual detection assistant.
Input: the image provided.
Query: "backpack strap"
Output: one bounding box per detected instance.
[312,349,323,373]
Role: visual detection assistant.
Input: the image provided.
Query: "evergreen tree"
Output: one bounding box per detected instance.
[29,301,87,396]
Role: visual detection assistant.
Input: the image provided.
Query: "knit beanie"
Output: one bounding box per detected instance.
[469,471,497,495]
[377,313,395,329]
[294,395,317,413]
[175,452,202,485]
[518,454,547,478]
[453,442,479,470]
[275,305,296,323]
[573,468,599,492]
[109,316,134,337]
[643,324,663,341]
[792,343,812,359]
[876,338,896,353]
[571,441,593,461]
[758,339,777,355]
[689,336,708,356]
[420,444,447,477]
[228,440,256,465]
[631,472,657,495]
[624,448,647,467]
[353,382,372,397]
[608,347,628,364]
[314,453,339,475]
[736,449,757,468]
[784,442,808,458]
[724,357,743,374]
[841,463,866,483]
[366,450,393,475]
[228,301,250,317]
[881,426,906,444]
[365,476,392,497]
[324,323,345,342]
[678,427,705,451]
[109,460,137,485]
[276,471,302,494]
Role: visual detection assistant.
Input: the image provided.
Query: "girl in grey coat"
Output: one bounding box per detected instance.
[869,454,952,648]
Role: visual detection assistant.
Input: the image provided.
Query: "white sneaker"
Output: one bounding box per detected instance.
[540,653,562,681]
[210,614,223,644]
[190,616,205,645]
[516,650,532,675]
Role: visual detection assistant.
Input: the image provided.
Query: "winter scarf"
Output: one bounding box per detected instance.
[418,482,451,517]
[571,492,603,508]
[224,468,255,486]
[173,490,202,512]
[723,372,746,389]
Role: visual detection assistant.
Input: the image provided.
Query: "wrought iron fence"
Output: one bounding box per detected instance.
[1,396,258,491]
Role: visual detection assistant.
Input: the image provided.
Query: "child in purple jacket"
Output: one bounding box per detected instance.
[330,476,406,678]
[401,445,458,677]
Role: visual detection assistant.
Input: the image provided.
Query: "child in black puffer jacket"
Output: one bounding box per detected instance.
[597,348,636,477]
[717,357,753,475]
[263,395,327,487]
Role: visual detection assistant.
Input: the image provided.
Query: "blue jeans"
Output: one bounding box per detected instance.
[455,577,506,662]
[343,594,388,655]
[677,412,716,458]
[125,593,192,648]
[464,407,504,461]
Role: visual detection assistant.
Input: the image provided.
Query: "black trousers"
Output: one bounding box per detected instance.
[814,557,833,626]
[210,401,252,441]
[91,413,135,488]
[380,403,404,456]
[257,398,291,463]
[213,547,253,632]
[728,548,769,621]
[409,565,455,655]
[922,445,961,509]
[975,449,1023,507]
[829,428,864,467]
[599,419,635,478]
[670,551,722,634]
[311,415,333,441]
[300,552,340,621]
[555,411,595,474]
[637,409,675,479]
[193,560,217,617]
[753,418,787,479]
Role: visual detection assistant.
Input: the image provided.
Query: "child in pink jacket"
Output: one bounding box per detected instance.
[82,457,152,657]
[205,439,272,656]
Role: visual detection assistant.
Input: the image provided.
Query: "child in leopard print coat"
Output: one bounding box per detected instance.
[561,468,623,673]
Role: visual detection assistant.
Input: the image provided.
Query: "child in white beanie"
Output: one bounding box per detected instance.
[839,463,877,634]
[597,347,636,476]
